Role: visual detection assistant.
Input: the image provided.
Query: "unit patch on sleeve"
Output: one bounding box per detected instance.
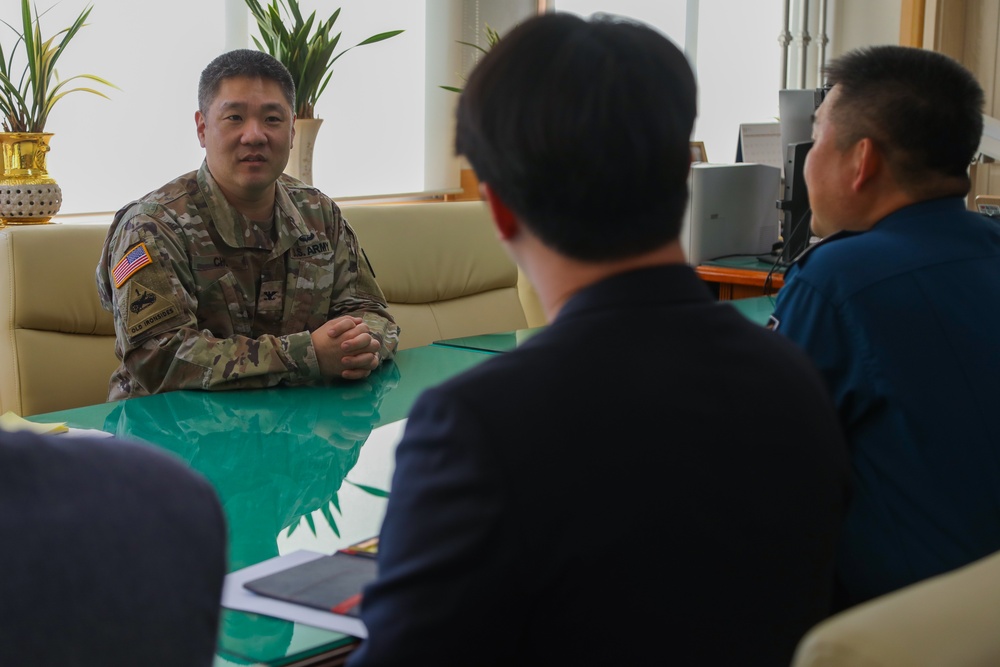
[124,279,180,339]
[113,243,153,288]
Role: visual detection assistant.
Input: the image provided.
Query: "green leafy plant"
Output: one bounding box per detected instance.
[244,0,403,120]
[440,23,501,94]
[0,0,116,133]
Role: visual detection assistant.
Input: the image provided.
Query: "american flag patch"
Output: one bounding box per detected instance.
[113,243,152,288]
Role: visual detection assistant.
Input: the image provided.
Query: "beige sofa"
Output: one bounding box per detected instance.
[0,223,119,418]
[792,548,1000,667]
[0,201,544,417]
[342,201,542,349]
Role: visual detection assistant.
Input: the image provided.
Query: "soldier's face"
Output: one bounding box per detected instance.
[196,75,295,204]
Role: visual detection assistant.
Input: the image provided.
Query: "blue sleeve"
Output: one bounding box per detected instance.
[772,275,876,430]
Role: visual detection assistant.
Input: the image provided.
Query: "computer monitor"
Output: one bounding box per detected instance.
[777,140,814,264]
[765,87,828,265]
[778,89,824,179]
[679,162,782,265]
[735,122,783,171]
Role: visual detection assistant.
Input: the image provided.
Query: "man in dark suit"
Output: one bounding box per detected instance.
[0,428,227,666]
[348,12,851,667]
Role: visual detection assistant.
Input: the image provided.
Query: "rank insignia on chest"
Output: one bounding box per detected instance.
[113,243,153,288]
[258,280,284,312]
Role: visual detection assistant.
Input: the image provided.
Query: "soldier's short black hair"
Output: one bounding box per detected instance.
[454,13,697,261]
[198,49,296,115]
[824,45,983,190]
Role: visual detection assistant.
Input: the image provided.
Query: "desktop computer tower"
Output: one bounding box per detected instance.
[778,140,815,263]
[679,162,782,265]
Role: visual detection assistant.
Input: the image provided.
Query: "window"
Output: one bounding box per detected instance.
[43,0,432,216]
[41,0,224,215]
[38,0,784,216]
[553,0,783,165]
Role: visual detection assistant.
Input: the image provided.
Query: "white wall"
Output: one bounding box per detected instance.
[831,0,902,59]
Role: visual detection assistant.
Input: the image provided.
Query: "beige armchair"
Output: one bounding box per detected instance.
[792,549,1000,667]
[0,224,118,417]
[343,201,534,348]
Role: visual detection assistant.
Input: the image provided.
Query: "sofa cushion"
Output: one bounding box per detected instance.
[0,224,118,416]
[342,201,528,348]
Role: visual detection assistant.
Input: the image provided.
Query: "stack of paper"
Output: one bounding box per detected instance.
[0,411,113,439]
[0,411,68,434]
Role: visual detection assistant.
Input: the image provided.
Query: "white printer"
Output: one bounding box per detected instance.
[678,162,782,265]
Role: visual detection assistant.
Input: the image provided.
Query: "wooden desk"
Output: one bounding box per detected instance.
[696,256,785,300]
[27,345,495,667]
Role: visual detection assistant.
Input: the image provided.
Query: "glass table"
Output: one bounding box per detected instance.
[28,344,496,666]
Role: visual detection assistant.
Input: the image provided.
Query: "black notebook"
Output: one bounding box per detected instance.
[244,538,378,616]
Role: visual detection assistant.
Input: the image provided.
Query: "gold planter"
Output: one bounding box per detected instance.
[0,132,63,225]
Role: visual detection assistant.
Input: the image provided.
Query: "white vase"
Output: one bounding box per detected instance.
[285,118,324,185]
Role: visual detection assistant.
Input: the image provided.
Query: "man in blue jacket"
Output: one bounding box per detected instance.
[769,45,1000,609]
[349,12,851,667]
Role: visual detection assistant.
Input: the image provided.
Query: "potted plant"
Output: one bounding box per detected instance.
[438,23,502,201]
[0,0,115,224]
[440,23,501,93]
[243,0,403,184]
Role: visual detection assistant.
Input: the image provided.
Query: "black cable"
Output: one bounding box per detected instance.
[763,206,812,295]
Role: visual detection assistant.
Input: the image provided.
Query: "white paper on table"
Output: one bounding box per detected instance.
[0,411,68,434]
[63,428,115,439]
[222,550,367,639]
[0,412,114,438]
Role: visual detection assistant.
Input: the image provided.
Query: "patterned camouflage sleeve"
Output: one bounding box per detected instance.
[324,210,400,361]
[97,206,322,399]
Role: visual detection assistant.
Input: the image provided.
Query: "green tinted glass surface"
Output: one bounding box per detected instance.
[728,294,777,326]
[29,345,495,666]
[433,326,545,353]
[431,296,775,357]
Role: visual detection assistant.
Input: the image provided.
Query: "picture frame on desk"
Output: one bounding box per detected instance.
[690,141,708,163]
[975,194,1000,218]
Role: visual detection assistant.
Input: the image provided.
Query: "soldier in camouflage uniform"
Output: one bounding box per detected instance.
[96,49,398,400]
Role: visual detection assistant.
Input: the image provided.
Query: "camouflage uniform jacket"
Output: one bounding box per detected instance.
[96,161,399,400]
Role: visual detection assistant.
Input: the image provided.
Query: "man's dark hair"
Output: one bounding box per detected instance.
[824,45,983,191]
[455,13,697,261]
[198,49,296,115]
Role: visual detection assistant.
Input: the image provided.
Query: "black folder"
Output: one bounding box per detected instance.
[244,542,377,616]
